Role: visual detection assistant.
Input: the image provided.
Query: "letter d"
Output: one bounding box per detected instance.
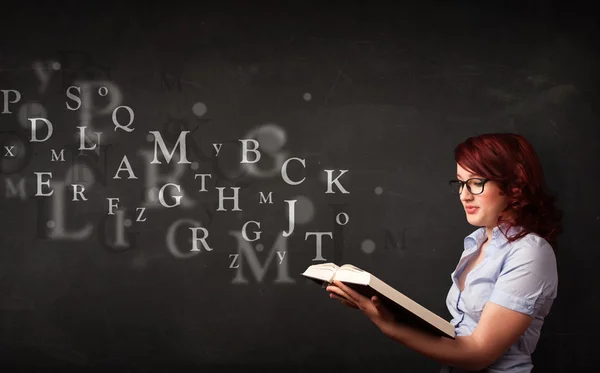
[29,118,53,142]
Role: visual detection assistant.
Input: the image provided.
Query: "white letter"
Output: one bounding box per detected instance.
[277,251,286,264]
[114,155,137,179]
[2,90,21,114]
[35,172,53,196]
[158,183,182,208]
[149,131,191,164]
[194,173,212,192]
[239,139,261,163]
[71,184,88,201]
[66,86,81,110]
[213,143,222,156]
[216,187,241,211]
[241,221,261,242]
[51,149,65,162]
[4,146,15,157]
[336,212,349,225]
[136,207,146,222]
[190,227,212,251]
[283,200,296,237]
[112,106,135,132]
[324,170,349,194]
[281,157,306,186]
[30,118,53,142]
[78,126,101,151]
[107,198,119,215]
[229,254,240,268]
[259,192,273,204]
[305,232,333,261]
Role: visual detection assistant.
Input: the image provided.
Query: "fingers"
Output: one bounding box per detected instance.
[332,280,361,303]
[326,285,359,308]
[371,296,395,320]
[326,285,354,303]
[372,296,384,310]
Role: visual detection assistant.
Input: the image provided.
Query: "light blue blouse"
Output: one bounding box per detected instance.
[440,224,558,373]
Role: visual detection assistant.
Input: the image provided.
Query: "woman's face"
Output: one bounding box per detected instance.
[456,163,509,228]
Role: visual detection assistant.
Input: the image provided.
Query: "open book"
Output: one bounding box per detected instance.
[302,263,455,340]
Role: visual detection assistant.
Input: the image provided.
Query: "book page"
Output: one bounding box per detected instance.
[301,263,339,282]
[332,266,369,285]
[338,264,365,273]
[310,263,339,271]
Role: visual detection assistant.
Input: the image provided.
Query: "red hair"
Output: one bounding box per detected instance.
[454,133,563,249]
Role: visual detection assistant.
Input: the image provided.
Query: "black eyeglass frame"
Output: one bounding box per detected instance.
[448,178,489,195]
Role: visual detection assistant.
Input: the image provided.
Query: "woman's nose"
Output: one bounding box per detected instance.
[460,189,474,200]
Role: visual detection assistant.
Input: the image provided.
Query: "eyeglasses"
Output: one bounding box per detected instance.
[448,178,489,195]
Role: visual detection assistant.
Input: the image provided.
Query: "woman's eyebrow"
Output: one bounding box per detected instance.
[456,173,476,178]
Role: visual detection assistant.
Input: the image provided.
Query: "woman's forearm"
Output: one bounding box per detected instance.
[382,321,486,371]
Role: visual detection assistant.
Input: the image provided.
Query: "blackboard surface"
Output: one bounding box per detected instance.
[0,1,598,372]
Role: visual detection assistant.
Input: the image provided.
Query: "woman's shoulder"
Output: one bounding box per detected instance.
[508,231,555,258]
[504,231,558,281]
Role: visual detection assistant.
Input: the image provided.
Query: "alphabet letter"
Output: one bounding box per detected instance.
[194,173,212,192]
[324,170,349,194]
[2,90,21,114]
[51,149,65,162]
[229,254,240,268]
[281,157,305,186]
[71,184,88,201]
[190,227,212,251]
[241,221,261,242]
[158,183,182,208]
[114,155,137,179]
[107,197,119,215]
[283,200,296,237]
[150,131,191,164]
[136,207,147,222]
[66,86,82,110]
[239,139,261,163]
[259,192,273,204]
[305,232,333,261]
[216,187,241,211]
[35,172,53,196]
[30,118,54,142]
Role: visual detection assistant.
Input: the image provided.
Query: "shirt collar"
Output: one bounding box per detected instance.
[463,223,524,251]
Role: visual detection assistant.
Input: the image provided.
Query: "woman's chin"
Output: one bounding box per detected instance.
[466,215,481,225]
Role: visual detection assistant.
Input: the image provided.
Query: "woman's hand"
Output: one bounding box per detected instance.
[326,280,398,337]
[326,282,359,309]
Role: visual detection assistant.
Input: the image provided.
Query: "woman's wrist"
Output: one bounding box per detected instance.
[380,319,410,342]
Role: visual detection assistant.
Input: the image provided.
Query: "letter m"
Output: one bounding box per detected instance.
[4,177,26,200]
[227,231,295,284]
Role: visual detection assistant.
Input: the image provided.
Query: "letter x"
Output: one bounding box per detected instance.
[4,146,15,157]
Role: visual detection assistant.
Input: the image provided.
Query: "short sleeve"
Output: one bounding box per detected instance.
[488,236,558,316]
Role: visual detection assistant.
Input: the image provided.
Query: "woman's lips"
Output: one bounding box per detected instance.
[466,206,479,214]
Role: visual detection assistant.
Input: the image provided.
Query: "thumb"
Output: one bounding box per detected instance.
[372,296,379,305]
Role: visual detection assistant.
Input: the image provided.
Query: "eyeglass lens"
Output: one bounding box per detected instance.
[450,179,485,194]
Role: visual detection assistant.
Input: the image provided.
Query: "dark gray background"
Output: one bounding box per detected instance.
[0,1,598,372]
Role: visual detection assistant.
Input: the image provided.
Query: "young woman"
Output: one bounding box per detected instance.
[326,133,562,372]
